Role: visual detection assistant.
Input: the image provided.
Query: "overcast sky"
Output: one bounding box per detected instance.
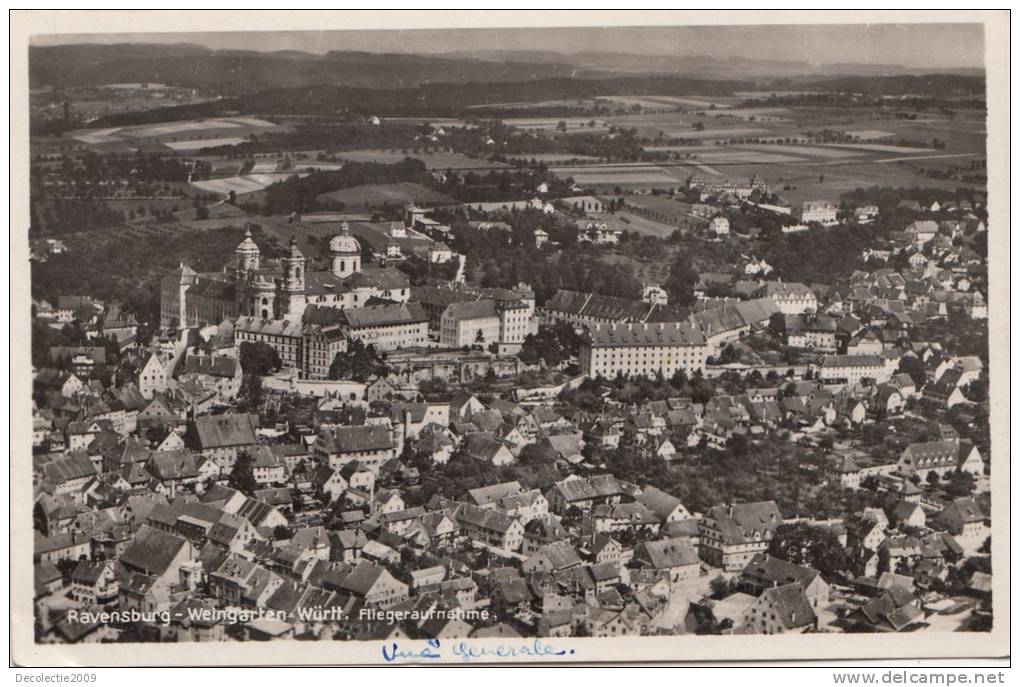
[33,23,984,69]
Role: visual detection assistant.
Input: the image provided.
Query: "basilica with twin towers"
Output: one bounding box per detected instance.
[160,222,412,330]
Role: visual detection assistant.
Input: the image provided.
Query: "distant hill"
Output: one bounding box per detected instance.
[32,43,984,98]
[793,73,986,97]
[88,75,756,127]
[29,43,589,92]
[437,49,984,81]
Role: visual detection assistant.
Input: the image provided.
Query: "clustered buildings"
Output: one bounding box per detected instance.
[33,189,991,643]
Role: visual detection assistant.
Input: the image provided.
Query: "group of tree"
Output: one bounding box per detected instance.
[518,322,582,368]
[30,198,126,236]
[767,522,850,581]
[228,449,258,496]
[239,341,282,376]
[663,253,699,307]
[260,157,428,215]
[327,339,388,382]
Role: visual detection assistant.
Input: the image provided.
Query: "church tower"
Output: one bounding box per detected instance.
[279,237,306,318]
[235,226,261,276]
[328,222,362,278]
[234,226,262,316]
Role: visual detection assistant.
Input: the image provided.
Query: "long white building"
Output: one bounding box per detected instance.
[579,321,708,379]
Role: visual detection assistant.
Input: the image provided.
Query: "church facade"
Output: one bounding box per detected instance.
[160,222,412,330]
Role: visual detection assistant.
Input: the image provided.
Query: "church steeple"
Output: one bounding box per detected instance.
[235,225,261,274]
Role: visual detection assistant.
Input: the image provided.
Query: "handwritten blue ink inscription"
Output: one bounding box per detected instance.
[381,638,441,662]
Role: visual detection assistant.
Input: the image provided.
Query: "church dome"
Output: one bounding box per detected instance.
[328,222,361,255]
[236,227,260,255]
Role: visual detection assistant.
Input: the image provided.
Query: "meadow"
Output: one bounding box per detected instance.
[316,181,456,210]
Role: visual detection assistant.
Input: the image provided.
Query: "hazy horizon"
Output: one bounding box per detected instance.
[31,23,985,71]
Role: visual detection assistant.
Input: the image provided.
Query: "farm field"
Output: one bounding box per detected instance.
[708,107,791,121]
[70,117,279,148]
[551,164,680,187]
[590,210,684,240]
[316,181,456,210]
[503,117,611,133]
[824,143,945,154]
[600,95,738,110]
[714,159,983,205]
[662,127,770,140]
[842,130,896,140]
[549,133,983,200]
[468,99,599,111]
[601,108,797,140]
[692,149,812,164]
[192,173,302,196]
[165,137,247,151]
[335,149,501,170]
[522,153,602,163]
[733,91,827,99]
[251,160,281,173]
[728,144,870,159]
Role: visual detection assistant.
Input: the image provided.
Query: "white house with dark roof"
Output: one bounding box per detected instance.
[739,553,829,610]
[184,413,258,473]
[633,537,700,583]
[897,440,983,480]
[579,321,708,380]
[635,487,691,523]
[742,582,817,634]
[117,525,194,613]
[699,501,784,571]
[314,424,397,472]
[452,502,525,552]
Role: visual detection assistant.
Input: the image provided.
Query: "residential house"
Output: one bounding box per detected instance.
[184,413,258,473]
[739,553,830,610]
[742,583,817,634]
[633,537,700,584]
[699,501,784,571]
[314,425,397,473]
